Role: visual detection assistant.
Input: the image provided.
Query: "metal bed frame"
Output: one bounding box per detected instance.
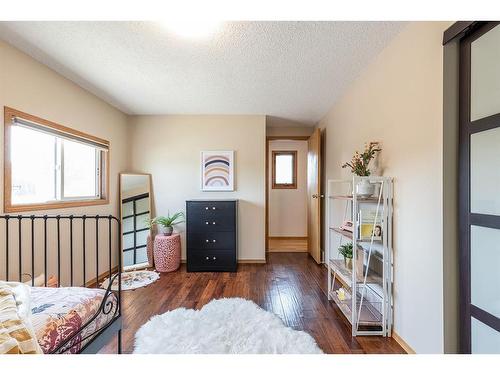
[0,214,122,354]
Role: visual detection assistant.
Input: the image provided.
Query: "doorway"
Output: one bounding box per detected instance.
[265,129,322,263]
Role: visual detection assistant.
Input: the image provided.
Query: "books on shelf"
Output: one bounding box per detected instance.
[358,208,382,241]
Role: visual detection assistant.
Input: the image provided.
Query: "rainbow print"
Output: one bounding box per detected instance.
[201,151,234,191]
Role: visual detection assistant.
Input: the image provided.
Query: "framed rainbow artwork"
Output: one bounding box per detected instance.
[201,151,235,191]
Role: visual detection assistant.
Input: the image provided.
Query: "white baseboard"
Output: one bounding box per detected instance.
[392,331,416,354]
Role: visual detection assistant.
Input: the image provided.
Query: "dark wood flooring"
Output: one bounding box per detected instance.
[100,252,404,354]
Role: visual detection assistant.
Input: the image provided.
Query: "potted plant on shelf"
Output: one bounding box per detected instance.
[338,242,353,269]
[149,212,185,236]
[341,142,381,197]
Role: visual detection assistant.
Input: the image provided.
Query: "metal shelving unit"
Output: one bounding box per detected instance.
[326,176,393,336]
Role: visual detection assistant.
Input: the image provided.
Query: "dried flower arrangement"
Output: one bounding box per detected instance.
[342,142,381,177]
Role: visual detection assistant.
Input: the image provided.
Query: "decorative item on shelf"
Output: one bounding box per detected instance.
[340,220,354,233]
[336,287,346,301]
[149,212,185,236]
[338,242,365,276]
[356,179,375,198]
[201,150,235,191]
[359,208,383,241]
[338,242,353,268]
[342,142,381,198]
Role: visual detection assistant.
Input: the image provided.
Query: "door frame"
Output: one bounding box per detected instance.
[265,136,310,253]
[458,21,500,353]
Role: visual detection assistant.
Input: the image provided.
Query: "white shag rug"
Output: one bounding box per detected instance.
[134,297,323,354]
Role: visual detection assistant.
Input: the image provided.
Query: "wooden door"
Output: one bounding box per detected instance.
[307,128,322,263]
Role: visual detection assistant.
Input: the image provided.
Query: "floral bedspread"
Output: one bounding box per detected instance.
[30,286,117,354]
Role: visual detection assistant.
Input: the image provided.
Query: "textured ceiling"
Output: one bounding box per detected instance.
[0,21,405,124]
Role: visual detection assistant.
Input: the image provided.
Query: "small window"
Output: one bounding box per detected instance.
[272,150,297,189]
[4,107,109,212]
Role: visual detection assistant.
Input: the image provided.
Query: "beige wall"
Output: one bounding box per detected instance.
[266,116,314,137]
[0,39,129,283]
[0,40,129,217]
[127,115,266,261]
[266,126,314,137]
[318,22,452,353]
[268,140,308,237]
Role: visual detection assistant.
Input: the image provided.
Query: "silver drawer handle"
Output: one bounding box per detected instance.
[212,239,216,243]
[205,256,209,260]
[205,239,209,243]
[212,207,216,210]
[205,207,209,210]
[213,256,217,260]
[205,221,209,225]
[212,221,216,225]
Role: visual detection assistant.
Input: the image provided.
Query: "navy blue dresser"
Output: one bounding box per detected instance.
[186,200,238,272]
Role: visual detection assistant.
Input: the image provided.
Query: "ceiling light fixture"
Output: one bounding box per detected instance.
[160,18,222,39]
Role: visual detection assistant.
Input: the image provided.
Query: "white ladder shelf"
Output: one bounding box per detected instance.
[326,176,393,337]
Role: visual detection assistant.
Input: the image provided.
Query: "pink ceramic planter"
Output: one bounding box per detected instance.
[153,233,181,272]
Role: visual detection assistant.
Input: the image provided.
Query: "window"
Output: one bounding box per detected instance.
[272,150,297,189]
[4,107,109,212]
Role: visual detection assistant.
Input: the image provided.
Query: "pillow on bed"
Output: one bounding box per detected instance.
[0,281,42,354]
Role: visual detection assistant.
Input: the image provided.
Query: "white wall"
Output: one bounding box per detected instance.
[318,21,452,353]
[268,140,308,237]
[127,115,266,262]
[0,39,129,283]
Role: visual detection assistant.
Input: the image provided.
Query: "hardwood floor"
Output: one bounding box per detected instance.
[268,237,308,252]
[100,252,404,354]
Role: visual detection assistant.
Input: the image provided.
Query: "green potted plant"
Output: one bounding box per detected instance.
[149,212,185,236]
[338,242,353,268]
[342,142,381,197]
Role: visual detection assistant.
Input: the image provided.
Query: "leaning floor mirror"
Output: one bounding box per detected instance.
[120,173,153,271]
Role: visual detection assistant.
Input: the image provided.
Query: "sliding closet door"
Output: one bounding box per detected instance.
[459,22,500,354]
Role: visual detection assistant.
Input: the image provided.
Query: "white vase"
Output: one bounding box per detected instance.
[161,226,173,236]
[356,179,375,198]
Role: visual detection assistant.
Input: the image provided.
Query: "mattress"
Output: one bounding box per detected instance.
[30,286,118,354]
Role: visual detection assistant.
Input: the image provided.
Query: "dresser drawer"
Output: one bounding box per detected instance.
[187,232,235,250]
[187,250,236,272]
[188,215,235,232]
[187,201,235,219]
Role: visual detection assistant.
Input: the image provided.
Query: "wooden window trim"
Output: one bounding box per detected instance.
[272,150,297,189]
[3,107,110,213]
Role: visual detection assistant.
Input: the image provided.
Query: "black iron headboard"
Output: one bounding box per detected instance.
[0,214,122,353]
